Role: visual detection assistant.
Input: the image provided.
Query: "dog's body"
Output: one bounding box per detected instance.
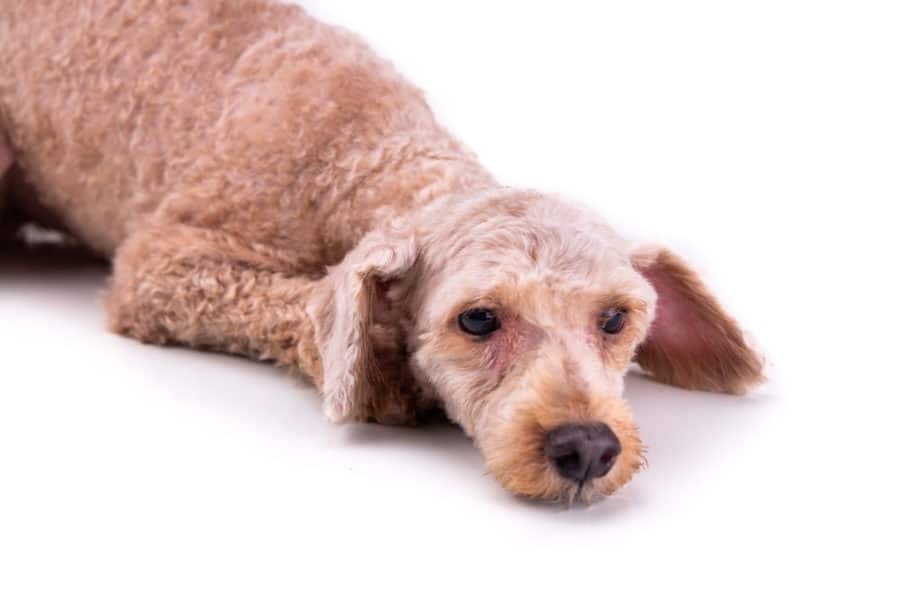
[1,0,488,260]
[1,0,763,501]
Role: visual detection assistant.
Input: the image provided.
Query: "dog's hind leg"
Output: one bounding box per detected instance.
[106,223,325,383]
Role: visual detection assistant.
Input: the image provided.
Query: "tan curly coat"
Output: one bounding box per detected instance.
[0,0,763,501]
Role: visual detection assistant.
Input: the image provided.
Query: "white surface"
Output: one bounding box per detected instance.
[2,1,922,614]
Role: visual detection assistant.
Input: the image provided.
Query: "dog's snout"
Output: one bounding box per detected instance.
[544,422,621,482]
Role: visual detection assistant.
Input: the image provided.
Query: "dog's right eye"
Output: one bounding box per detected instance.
[458,308,501,337]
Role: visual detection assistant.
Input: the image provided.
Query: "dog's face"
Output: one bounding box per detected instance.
[309,190,763,502]
[408,195,656,501]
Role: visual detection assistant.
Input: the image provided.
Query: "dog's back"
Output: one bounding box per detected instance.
[0,0,465,263]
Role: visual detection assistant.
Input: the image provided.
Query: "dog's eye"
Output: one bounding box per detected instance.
[458,308,500,337]
[601,308,627,335]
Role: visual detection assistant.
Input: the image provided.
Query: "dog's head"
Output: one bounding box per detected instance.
[307,189,763,501]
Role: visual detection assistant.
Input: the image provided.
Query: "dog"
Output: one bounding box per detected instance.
[0,0,764,502]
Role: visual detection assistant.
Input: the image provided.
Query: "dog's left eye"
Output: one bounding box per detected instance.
[458,308,500,337]
[601,308,627,335]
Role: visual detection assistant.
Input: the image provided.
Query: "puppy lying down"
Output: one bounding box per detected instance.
[0,0,763,502]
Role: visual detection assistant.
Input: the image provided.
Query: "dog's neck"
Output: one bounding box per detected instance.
[303,126,498,266]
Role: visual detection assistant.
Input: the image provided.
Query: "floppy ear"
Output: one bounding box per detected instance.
[306,227,420,425]
[631,245,764,394]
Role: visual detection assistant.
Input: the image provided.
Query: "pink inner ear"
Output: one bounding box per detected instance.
[632,249,763,393]
[644,268,712,358]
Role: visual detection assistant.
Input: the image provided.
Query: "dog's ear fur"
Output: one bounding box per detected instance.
[631,245,764,394]
[307,226,420,425]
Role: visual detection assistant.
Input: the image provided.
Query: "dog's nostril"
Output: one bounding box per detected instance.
[544,422,621,482]
[551,450,584,478]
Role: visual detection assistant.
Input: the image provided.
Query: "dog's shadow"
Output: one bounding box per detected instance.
[0,230,108,281]
[340,372,773,518]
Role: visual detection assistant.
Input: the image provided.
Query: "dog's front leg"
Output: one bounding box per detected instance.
[106,223,326,383]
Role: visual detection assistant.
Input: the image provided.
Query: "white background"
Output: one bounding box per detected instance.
[2,1,922,613]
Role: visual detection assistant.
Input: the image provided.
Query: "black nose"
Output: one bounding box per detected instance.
[544,423,621,482]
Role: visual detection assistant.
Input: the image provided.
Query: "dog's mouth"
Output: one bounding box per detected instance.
[567,477,616,506]
[556,476,596,506]
[559,456,642,505]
